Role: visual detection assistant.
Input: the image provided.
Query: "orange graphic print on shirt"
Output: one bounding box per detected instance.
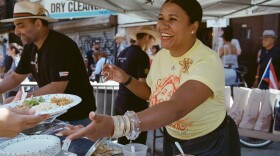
[149,75,193,131]
[150,75,180,106]
[169,117,193,131]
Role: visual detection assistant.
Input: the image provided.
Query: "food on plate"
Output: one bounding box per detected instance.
[24,96,45,106]
[50,97,73,106]
[91,144,122,156]
[15,96,45,110]
[30,102,59,112]
[14,95,73,112]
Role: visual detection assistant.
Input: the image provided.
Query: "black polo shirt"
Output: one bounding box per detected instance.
[258,46,280,89]
[15,30,96,121]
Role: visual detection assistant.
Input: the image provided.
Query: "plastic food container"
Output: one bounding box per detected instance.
[122,143,148,156]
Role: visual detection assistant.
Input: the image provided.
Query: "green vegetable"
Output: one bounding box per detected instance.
[24,96,45,106]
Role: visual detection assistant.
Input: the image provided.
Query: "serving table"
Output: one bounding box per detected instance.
[238,128,280,142]
[20,119,123,156]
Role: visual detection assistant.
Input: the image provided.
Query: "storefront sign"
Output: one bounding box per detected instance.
[42,0,116,19]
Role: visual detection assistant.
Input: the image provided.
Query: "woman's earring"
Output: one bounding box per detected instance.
[191,31,194,34]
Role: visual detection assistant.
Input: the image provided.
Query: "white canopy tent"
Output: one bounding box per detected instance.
[73,0,280,20]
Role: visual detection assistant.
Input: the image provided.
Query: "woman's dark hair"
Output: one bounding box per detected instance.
[9,43,23,55]
[93,51,107,58]
[164,0,202,24]
[152,45,160,53]
[222,26,233,41]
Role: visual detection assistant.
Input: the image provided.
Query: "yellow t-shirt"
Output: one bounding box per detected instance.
[146,39,226,140]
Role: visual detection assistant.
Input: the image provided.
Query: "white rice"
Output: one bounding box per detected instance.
[30,102,59,112]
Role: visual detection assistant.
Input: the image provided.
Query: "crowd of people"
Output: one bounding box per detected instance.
[0,0,280,155]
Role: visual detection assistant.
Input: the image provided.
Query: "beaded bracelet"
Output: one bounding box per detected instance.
[125,111,141,140]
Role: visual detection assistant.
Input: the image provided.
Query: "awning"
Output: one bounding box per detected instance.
[73,0,280,20]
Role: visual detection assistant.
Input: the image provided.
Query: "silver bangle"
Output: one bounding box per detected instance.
[111,116,123,138]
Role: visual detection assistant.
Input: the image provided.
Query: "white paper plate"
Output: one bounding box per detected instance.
[0,138,10,145]
[0,133,25,144]
[0,135,61,156]
[1,94,81,116]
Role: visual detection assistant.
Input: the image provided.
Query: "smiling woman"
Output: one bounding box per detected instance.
[59,1,240,156]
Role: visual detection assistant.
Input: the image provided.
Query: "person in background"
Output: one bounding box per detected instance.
[0,37,12,78]
[0,2,96,124]
[253,30,280,89]
[90,51,112,83]
[217,26,242,57]
[79,46,84,56]
[59,0,240,155]
[6,43,23,74]
[2,56,13,79]
[149,45,161,65]
[86,40,102,77]
[219,29,239,86]
[111,25,159,145]
[219,30,238,68]
[5,43,30,97]
[222,26,242,56]
[114,33,127,57]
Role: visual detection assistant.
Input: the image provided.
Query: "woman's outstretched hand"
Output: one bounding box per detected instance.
[102,64,129,83]
[57,112,114,141]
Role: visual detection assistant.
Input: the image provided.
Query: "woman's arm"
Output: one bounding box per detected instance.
[61,80,212,140]
[233,39,242,55]
[219,46,224,58]
[93,58,103,75]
